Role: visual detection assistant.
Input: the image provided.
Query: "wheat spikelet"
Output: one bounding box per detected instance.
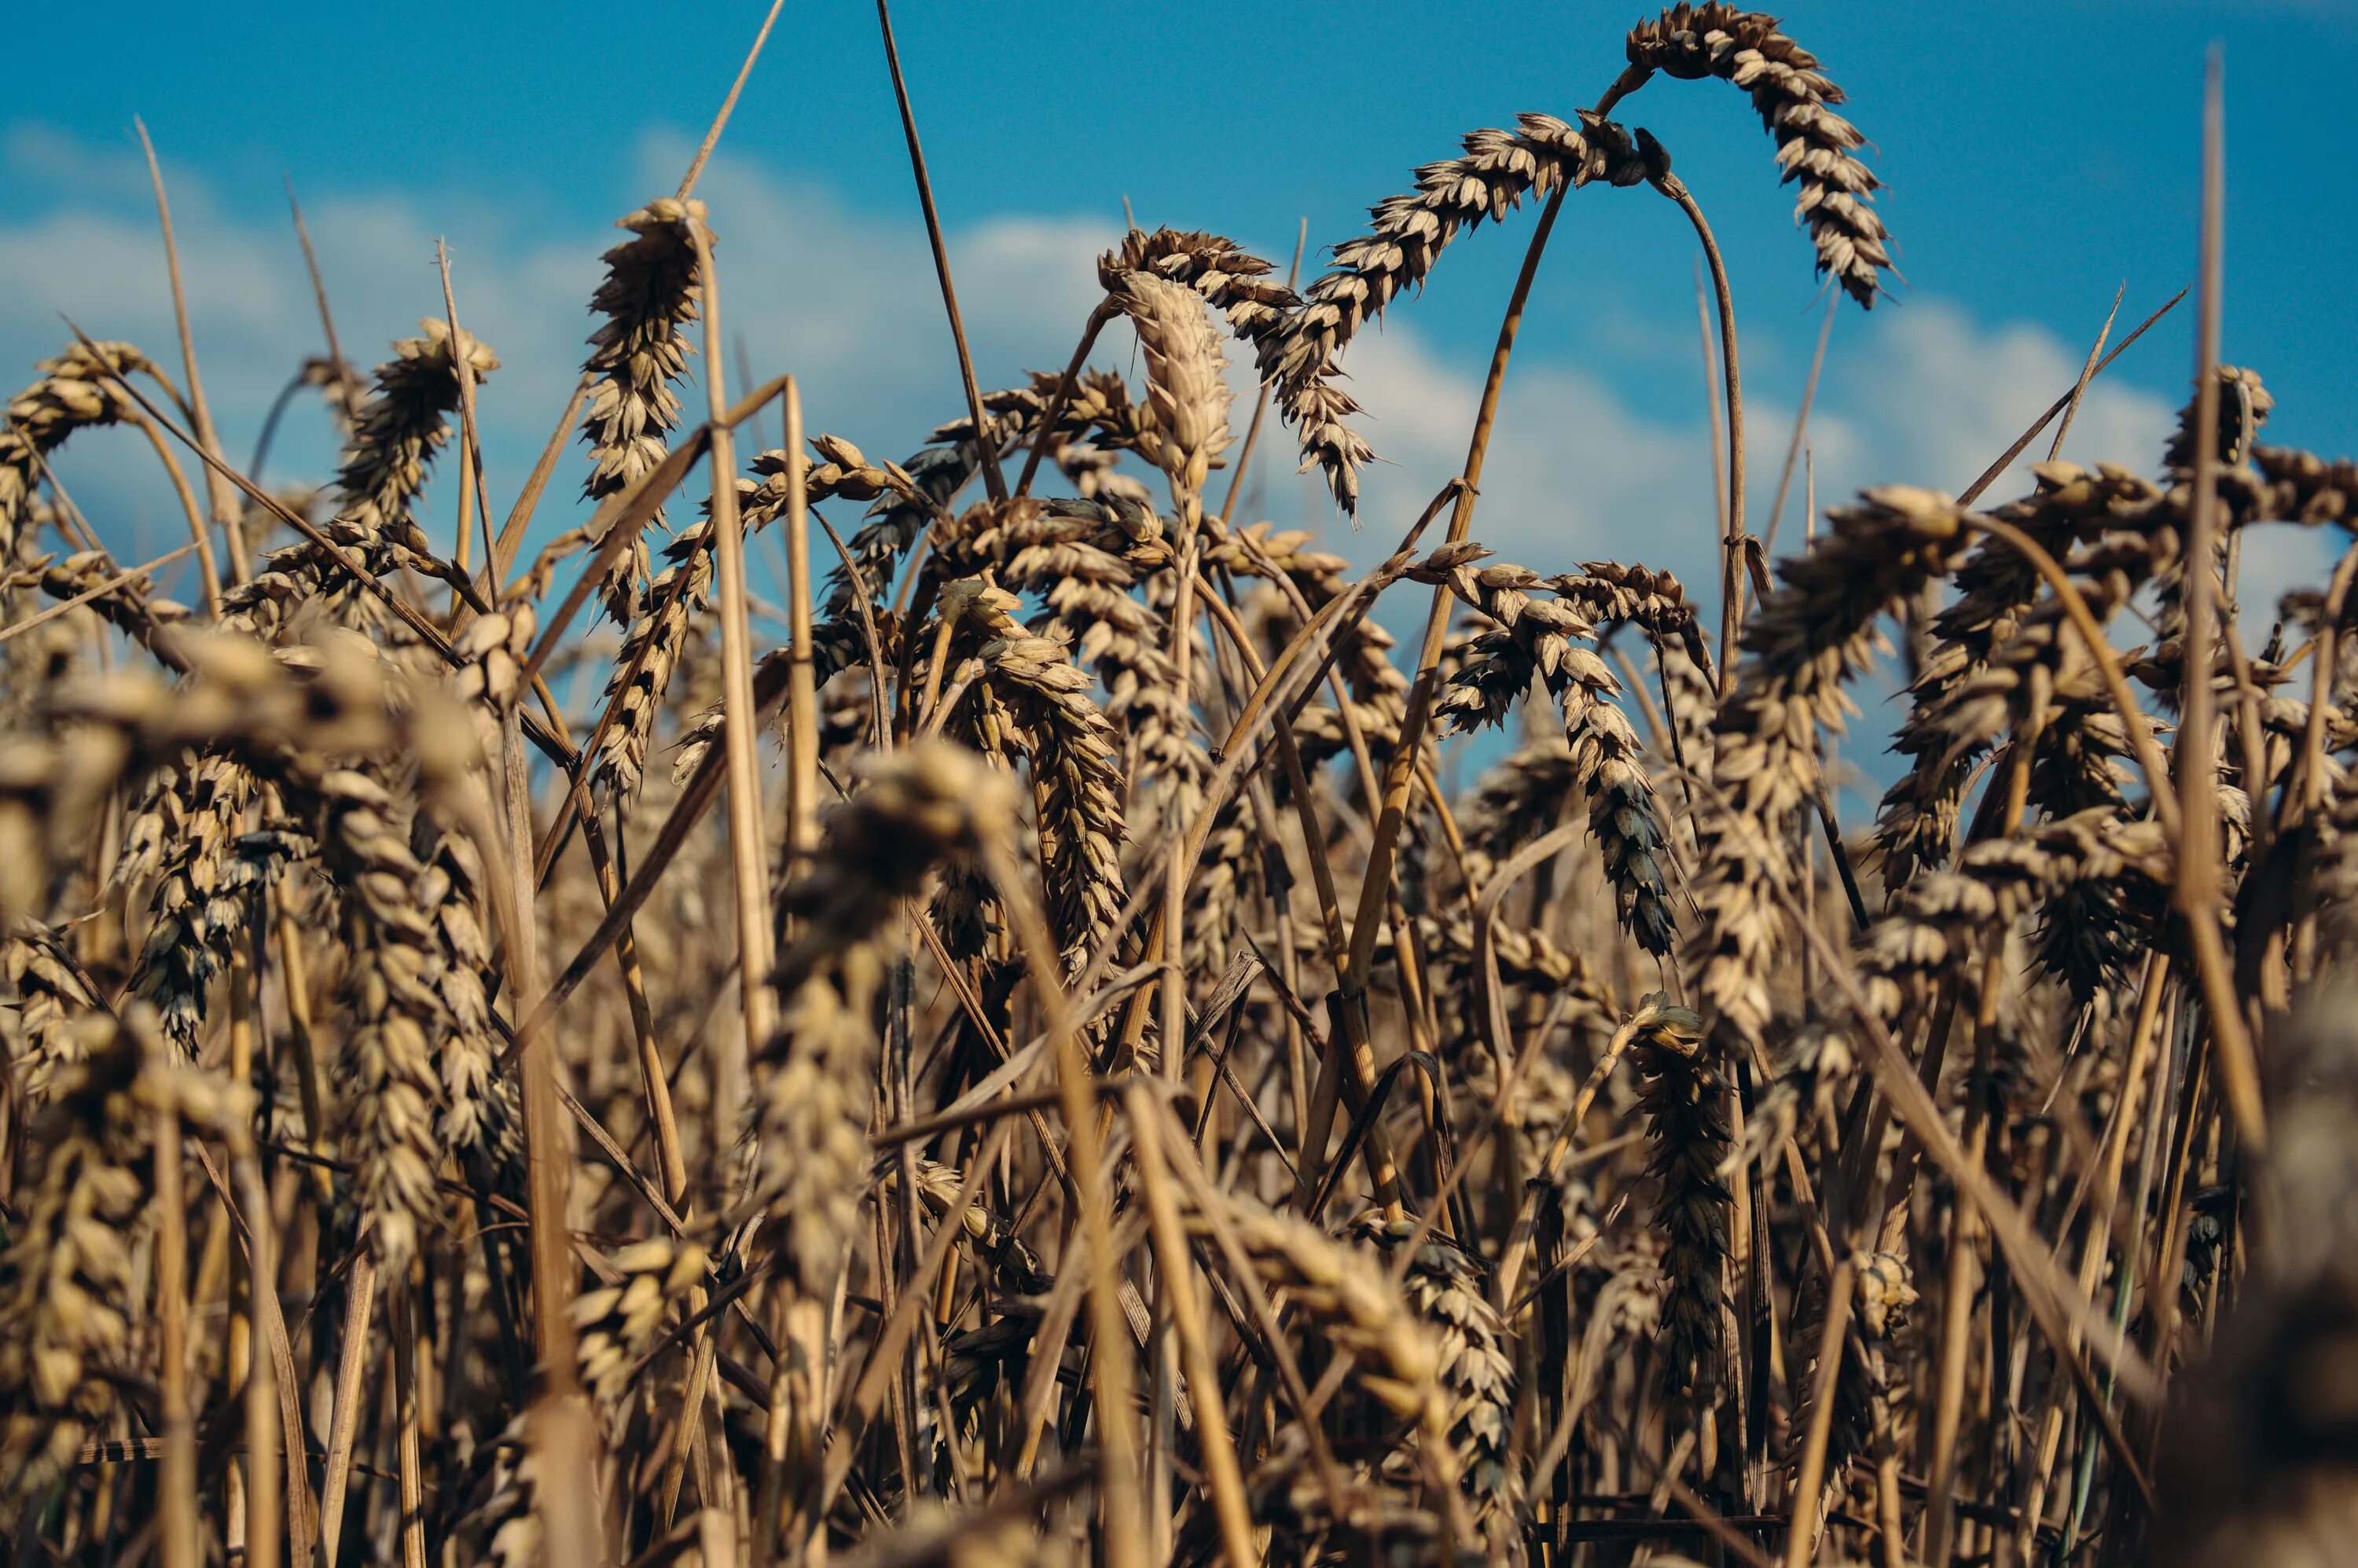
[4,547,193,647]
[227,321,498,637]
[1265,112,1647,511]
[1619,4,1892,306]
[938,583,1129,974]
[0,342,160,567]
[578,197,705,626]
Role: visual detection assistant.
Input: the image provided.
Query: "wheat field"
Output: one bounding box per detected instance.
[3,4,2354,1566]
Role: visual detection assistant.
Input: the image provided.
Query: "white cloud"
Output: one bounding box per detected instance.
[10,118,2297,662]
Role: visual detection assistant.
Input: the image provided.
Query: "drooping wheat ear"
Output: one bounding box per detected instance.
[123,756,252,1051]
[312,767,449,1274]
[751,742,1016,1289]
[0,920,101,1100]
[577,197,706,627]
[944,583,1129,974]
[1184,1191,1460,1491]
[1652,632,1719,787]
[1619,4,1892,307]
[1265,112,1647,512]
[1352,1212,1522,1522]
[1436,562,1677,955]
[0,1008,240,1511]
[1630,993,1728,1434]
[1112,270,1233,519]
[889,1156,1054,1295]
[1688,485,1970,1054]
[227,320,498,636]
[6,547,193,648]
[2026,707,2146,1011]
[1101,227,1298,365]
[573,1236,709,1409]
[1856,810,2171,1030]
[0,341,159,566]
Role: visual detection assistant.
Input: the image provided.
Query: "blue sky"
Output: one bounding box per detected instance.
[6,1,2351,802]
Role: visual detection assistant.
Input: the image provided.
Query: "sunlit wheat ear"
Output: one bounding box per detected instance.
[1629,994,1728,1457]
[417,822,521,1179]
[1111,269,1232,518]
[0,341,159,567]
[1687,485,1969,1056]
[122,757,256,1054]
[1267,112,1647,512]
[227,319,499,637]
[750,742,1016,1290]
[578,197,706,628]
[1618,4,1893,306]
[932,578,1129,975]
[1101,228,1297,362]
